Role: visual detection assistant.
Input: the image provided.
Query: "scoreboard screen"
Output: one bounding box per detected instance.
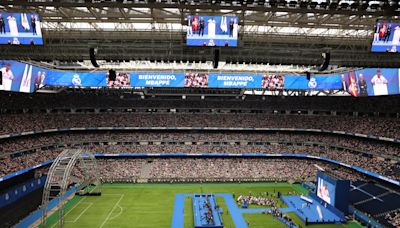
[371,21,400,53]
[0,12,43,45]
[186,15,238,47]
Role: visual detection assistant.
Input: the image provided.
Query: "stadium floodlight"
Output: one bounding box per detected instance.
[369,0,383,10]
[350,0,358,9]
[358,0,369,9]
[339,0,351,9]
[310,0,327,9]
[319,0,328,8]
[268,0,278,7]
[299,0,308,8]
[383,0,398,10]
[329,0,339,9]
[310,0,318,8]
[288,0,298,7]
[277,0,287,7]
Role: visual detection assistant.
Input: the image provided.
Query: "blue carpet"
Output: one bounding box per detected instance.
[171,193,185,228]
[172,193,301,228]
[215,193,248,228]
[282,195,343,223]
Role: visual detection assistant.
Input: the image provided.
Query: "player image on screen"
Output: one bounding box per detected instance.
[0,63,14,91]
[317,177,334,205]
[370,69,388,96]
[343,68,398,97]
[186,15,238,47]
[0,60,45,93]
[371,21,400,53]
[0,12,43,45]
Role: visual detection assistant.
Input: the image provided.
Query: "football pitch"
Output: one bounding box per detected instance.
[44,183,364,228]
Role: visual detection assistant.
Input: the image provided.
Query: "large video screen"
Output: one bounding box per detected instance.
[0,12,43,45]
[45,71,106,87]
[186,15,238,47]
[342,68,399,96]
[284,75,342,90]
[107,72,130,88]
[317,176,336,206]
[371,21,400,53]
[0,60,45,93]
[130,72,185,87]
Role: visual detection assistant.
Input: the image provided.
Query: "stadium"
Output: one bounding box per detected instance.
[0,1,400,228]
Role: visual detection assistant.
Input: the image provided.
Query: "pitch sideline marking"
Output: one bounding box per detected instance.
[65,194,123,223]
[99,194,125,228]
[50,197,87,228]
[65,203,93,223]
[50,194,123,227]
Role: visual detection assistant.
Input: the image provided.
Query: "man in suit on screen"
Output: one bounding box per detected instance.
[229,18,234,37]
[358,74,368,96]
[31,15,37,35]
[198,17,205,37]
[340,74,348,92]
[384,24,392,43]
[187,16,193,36]
[0,14,5,34]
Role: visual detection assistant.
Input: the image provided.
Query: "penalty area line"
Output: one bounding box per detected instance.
[65,203,93,223]
[99,194,125,228]
[109,204,124,221]
[50,197,86,228]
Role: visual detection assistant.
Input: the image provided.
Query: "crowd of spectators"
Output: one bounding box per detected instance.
[146,158,363,181]
[97,159,142,180]
[100,158,364,182]
[94,158,365,182]
[1,91,399,113]
[1,91,398,227]
[237,193,279,207]
[0,149,58,177]
[0,131,398,180]
[1,131,399,157]
[384,208,400,228]
[88,144,396,180]
[0,113,399,139]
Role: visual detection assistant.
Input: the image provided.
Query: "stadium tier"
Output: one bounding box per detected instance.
[1,131,399,180]
[0,92,399,228]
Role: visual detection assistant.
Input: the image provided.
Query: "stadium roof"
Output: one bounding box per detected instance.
[0,0,399,68]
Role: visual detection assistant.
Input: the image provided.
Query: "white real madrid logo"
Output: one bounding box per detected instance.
[72,74,82,86]
[308,78,317,89]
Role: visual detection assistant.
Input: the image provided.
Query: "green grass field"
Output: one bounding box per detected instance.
[44,183,365,228]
